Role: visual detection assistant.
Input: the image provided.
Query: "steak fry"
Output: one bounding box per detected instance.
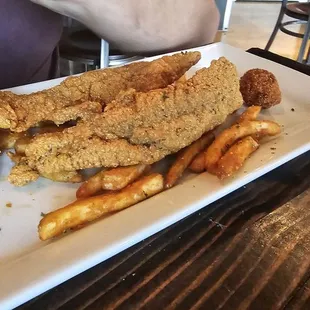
[215,136,259,179]
[0,52,201,132]
[76,164,150,198]
[38,173,164,240]
[205,120,281,173]
[165,132,215,188]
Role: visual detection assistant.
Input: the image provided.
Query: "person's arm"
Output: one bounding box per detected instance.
[31,0,220,54]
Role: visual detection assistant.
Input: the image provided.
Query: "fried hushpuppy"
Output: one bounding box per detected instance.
[240,69,281,109]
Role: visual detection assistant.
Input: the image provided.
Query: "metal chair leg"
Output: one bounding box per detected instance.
[306,43,310,65]
[297,14,310,63]
[100,40,110,68]
[265,3,287,50]
[68,60,74,76]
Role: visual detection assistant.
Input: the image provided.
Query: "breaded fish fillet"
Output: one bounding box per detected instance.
[0,51,201,132]
[19,57,243,180]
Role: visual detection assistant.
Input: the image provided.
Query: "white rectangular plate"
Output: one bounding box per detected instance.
[1,43,310,310]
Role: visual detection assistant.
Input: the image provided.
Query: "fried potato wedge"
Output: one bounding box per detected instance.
[188,152,206,173]
[76,164,149,199]
[188,132,215,174]
[41,171,83,183]
[0,130,29,150]
[215,136,259,179]
[238,106,262,123]
[205,120,281,172]
[166,132,215,187]
[165,132,214,187]
[39,173,164,240]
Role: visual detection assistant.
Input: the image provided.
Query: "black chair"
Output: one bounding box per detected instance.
[265,1,310,64]
[59,29,101,74]
[59,24,143,76]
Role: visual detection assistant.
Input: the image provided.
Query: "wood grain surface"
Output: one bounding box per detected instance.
[16,151,310,310]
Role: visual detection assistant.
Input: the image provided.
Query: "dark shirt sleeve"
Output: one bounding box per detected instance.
[0,0,63,89]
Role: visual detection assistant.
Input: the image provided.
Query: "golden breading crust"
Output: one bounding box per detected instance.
[0,51,201,132]
[8,163,39,186]
[20,57,243,177]
[240,69,281,109]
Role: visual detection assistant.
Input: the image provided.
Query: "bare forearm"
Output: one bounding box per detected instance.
[31,0,220,53]
[89,0,220,53]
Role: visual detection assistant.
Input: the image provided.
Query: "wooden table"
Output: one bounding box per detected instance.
[17,51,310,310]
[17,154,310,310]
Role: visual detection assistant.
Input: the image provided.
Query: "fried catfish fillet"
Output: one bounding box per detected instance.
[0,51,201,132]
[14,57,243,182]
